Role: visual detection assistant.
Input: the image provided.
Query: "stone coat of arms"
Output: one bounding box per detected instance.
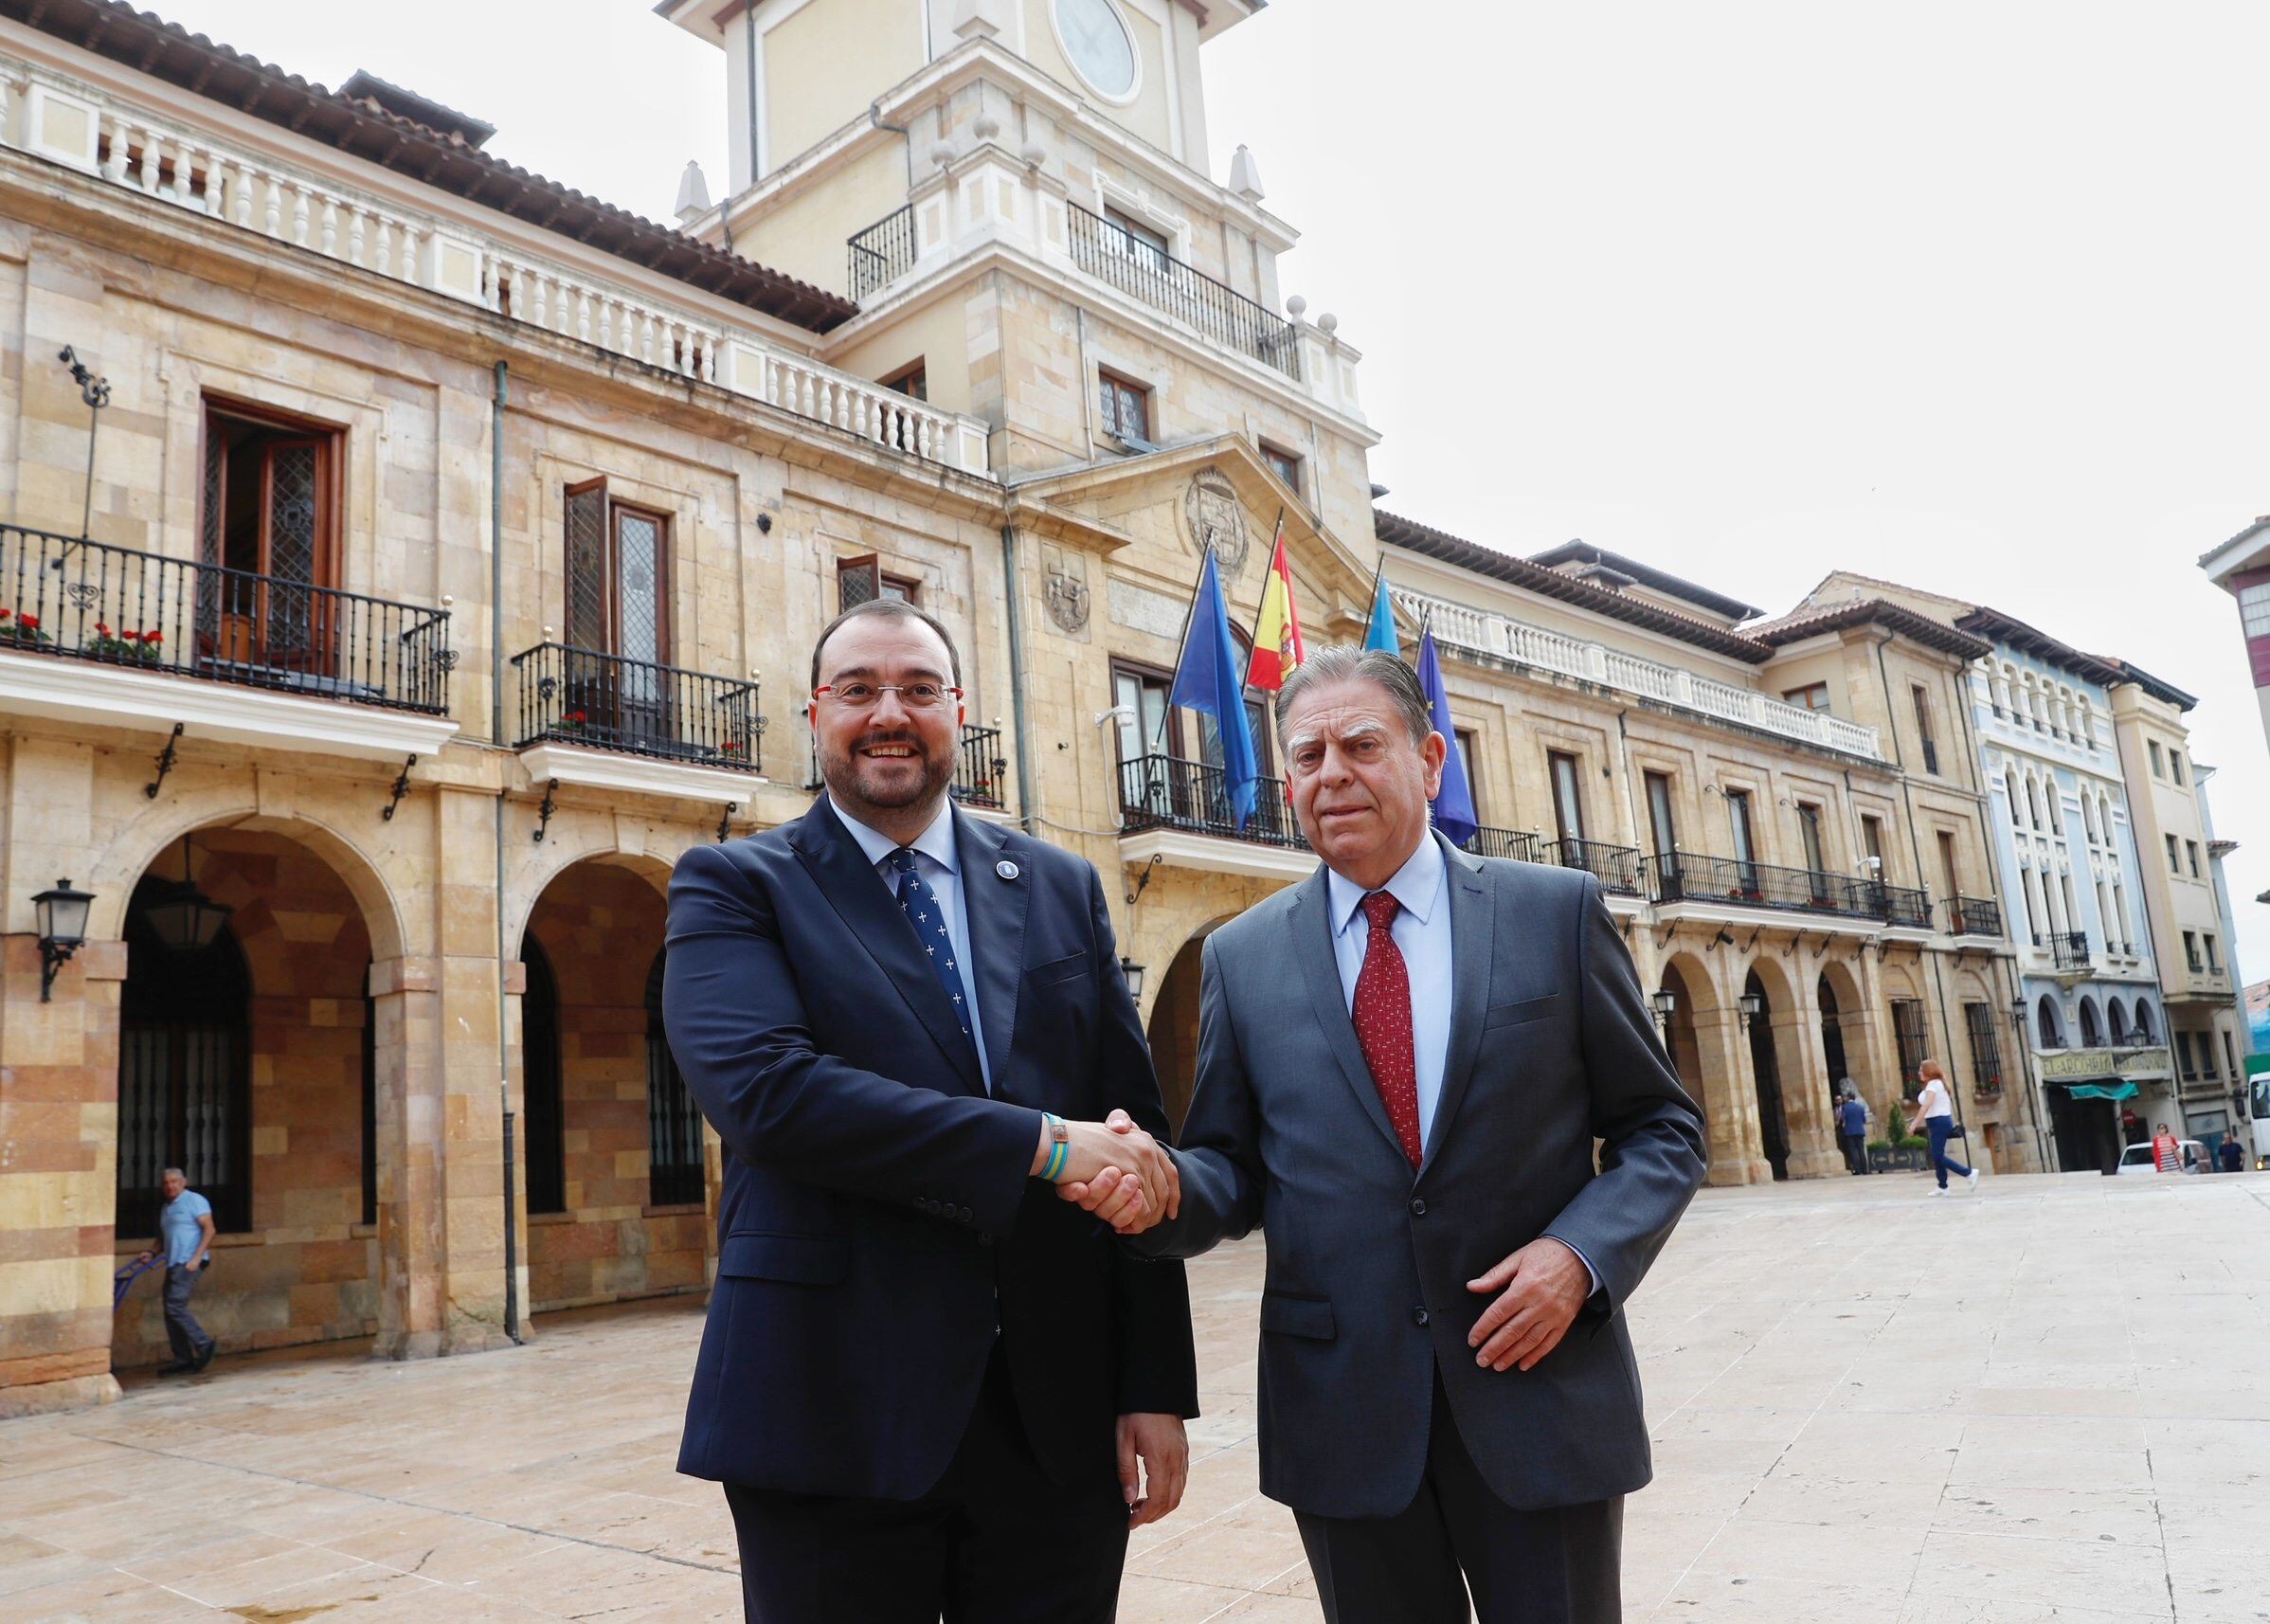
[1183,468,1251,579]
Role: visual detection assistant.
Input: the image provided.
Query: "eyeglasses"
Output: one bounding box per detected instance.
[812,681,963,711]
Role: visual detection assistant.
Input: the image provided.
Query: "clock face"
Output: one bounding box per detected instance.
[1054,0,1138,99]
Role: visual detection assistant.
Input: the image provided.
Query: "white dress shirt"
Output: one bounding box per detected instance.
[1326,833,1600,1295]
[830,797,993,1094]
[1327,833,1454,1152]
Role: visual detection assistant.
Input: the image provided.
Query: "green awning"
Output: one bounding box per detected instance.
[2060,1080,2139,1102]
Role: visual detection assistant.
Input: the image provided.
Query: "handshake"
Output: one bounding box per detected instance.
[1031,1110,1179,1236]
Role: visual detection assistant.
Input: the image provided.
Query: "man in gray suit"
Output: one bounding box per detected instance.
[1068,646,1707,1624]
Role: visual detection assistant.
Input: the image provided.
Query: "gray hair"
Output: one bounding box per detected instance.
[162,1166,186,1180]
[1275,645,1435,745]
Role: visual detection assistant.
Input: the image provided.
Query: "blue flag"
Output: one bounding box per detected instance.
[1362,563,1397,654]
[1415,627,1478,847]
[1170,550,1260,830]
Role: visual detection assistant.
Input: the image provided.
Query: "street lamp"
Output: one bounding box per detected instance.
[140,832,233,952]
[1737,991,1763,1029]
[33,878,94,1001]
[1119,957,1146,1001]
[1649,988,1677,1033]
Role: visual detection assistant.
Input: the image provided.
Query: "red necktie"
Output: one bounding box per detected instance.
[1352,892,1423,1169]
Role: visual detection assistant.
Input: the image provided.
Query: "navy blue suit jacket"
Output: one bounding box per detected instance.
[662,796,1198,1499]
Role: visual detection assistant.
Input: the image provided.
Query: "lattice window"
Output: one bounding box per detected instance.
[1964,1003,2004,1091]
[646,950,706,1208]
[1890,999,1929,1091]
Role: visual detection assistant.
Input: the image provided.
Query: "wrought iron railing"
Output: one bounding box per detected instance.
[0,521,452,712]
[848,204,918,300]
[512,642,761,770]
[1644,851,1883,919]
[1876,882,1932,929]
[1067,204,1301,380]
[955,725,1010,811]
[1117,752,1306,849]
[2048,930,2091,972]
[1464,826,1543,863]
[1553,838,1645,895]
[1943,895,2004,938]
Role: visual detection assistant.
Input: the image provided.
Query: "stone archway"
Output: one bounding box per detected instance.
[1144,916,1236,1132]
[516,852,706,1314]
[1658,951,1764,1185]
[109,822,398,1370]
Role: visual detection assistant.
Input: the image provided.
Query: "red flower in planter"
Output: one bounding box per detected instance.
[0,607,12,620]
[95,622,112,637]
[565,710,587,724]
[17,614,38,630]
[141,630,163,644]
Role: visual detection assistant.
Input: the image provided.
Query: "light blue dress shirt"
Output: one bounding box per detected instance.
[831,798,993,1095]
[1327,834,1454,1153]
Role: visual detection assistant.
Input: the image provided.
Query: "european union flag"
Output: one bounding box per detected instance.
[1415,626,1477,847]
[1170,549,1259,830]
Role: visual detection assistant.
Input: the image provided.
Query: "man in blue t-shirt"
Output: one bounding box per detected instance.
[1838,1088,1871,1175]
[137,1167,216,1375]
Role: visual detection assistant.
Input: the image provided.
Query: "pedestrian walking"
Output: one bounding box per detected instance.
[1838,1088,1870,1175]
[2220,1131,2247,1174]
[1905,1061,1978,1197]
[138,1167,215,1375]
[2152,1122,2182,1174]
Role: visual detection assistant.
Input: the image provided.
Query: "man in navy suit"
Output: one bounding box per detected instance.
[1071,646,1706,1624]
[663,598,1198,1622]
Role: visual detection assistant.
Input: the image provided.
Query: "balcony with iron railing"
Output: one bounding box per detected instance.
[512,642,760,771]
[1065,204,1301,381]
[1,520,453,713]
[2045,930,2092,972]
[1118,753,1307,850]
[1645,851,1885,921]
[0,54,990,475]
[1552,838,1646,895]
[1942,895,2005,938]
[1392,588,1884,761]
[953,725,1010,812]
[849,205,917,301]
[1463,827,1544,864]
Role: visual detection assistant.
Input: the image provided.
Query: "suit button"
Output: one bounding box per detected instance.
[1413,1307,1431,1327]
[958,1206,972,1222]
[1410,1199,1428,1217]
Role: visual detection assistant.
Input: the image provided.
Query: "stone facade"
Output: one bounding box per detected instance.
[0,0,2076,1417]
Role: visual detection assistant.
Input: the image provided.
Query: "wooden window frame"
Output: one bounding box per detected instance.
[880,359,928,401]
[1644,769,1677,858]
[1098,370,1152,444]
[1258,440,1303,493]
[1782,682,1829,713]
[563,478,674,662]
[1547,749,1587,846]
[1109,657,1183,763]
[1910,683,1939,775]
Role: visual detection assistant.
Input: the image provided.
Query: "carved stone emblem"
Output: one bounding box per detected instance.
[1183,467,1251,579]
[1041,545,1090,633]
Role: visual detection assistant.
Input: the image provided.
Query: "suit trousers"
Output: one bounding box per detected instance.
[722,1346,1128,1624]
[1294,1369,1623,1624]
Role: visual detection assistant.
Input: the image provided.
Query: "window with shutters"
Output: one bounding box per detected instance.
[646,949,705,1208]
[198,398,344,677]
[1964,1002,2004,1092]
[1547,751,1586,846]
[562,479,674,750]
[1644,771,1677,857]
[521,938,565,1217]
[1910,684,1939,775]
[116,881,253,1240]
[1890,999,1930,1092]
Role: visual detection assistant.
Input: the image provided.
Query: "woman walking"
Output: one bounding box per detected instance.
[1907,1060,1980,1197]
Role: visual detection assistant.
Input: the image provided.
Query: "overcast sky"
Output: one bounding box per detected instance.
[149,0,2270,981]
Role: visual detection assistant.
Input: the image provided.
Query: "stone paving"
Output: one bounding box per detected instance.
[4,1170,2268,1623]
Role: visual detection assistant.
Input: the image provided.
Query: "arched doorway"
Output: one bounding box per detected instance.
[1745,969,1791,1181]
[111,824,386,1369]
[518,856,704,1311]
[1145,932,1210,1132]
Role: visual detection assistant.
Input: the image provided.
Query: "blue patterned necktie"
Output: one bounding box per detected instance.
[887,847,977,1055]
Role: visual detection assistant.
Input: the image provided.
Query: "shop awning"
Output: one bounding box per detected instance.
[2057,1080,2139,1102]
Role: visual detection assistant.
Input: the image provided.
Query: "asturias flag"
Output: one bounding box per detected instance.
[1245,517,1306,692]
[1362,561,1398,654]
[1415,626,1478,847]
[1171,549,1260,830]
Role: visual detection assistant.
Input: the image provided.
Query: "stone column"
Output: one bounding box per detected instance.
[1775,1001,1842,1181]
[1693,1006,1768,1185]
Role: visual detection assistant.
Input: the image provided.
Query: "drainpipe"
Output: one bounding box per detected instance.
[1000,521,1038,835]
[491,360,521,1345]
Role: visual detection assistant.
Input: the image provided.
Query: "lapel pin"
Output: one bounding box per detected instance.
[996,859,1020,880]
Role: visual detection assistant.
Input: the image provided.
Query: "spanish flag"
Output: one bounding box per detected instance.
[1245,513,1306,692]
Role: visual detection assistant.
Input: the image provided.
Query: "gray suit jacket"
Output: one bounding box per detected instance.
[1137,837,1707,1519]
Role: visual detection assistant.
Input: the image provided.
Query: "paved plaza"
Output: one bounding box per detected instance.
[4,1170,2267,1624]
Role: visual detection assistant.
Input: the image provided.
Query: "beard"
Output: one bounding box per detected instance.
[821,726,956,814]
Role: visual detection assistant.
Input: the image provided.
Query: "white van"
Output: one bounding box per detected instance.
[2116,1139,2207,1176]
